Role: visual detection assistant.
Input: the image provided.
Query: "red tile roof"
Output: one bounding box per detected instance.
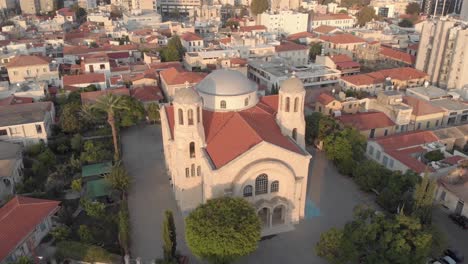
[375,130,439,151]
[219,38,231,44]
[286,31,316,40]
[380,46,416,65]
[181,32,203,42]
[165,96,302,168]
[402,96,445,116]
[160,67,207,86]
[239,25,267,32]
[6,55,50,68]
[149,61,182,71]
[62,73,106,86]
[341,74,379,86]
[341,67,427,86]
[317,93,336,105]
[0,96,34,106]
[313,25,340,34]
[320,33,366,44]
[230,58,247,66]
[130,86,164,102]
[275,42,309,52]
[80,88,130,104]
[442,155,466,166]
[330,54,353,63]
[337,112,395,130]
[0,196,60,261]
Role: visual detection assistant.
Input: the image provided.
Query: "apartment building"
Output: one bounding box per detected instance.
[0,0,16,10]
[6,55,59,85]
[309,14,356,30]
[180,32,204,52]
[0,102,55,146]
[274,42,309,66]
[19,0,39,14]
[258,11,309,35]
[158,0,201,15]
[416,18,468,89]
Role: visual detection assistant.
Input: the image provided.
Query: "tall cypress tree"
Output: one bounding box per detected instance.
[162,210,177,260]
[412,173,437,225]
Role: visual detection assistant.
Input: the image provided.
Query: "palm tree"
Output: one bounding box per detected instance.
[91,94,129,161]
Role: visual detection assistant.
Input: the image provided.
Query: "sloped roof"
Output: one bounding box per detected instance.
[275,42,308,52]
[403,96,445,116]
[62,73,106,86]
[0,196,60,261]
[374,130,439,151]
[0,102,52,127]
[286,31,317,40]
[181,32,203,41]
[160,67,207,86]
[320,33,366,44]
[6,55,50,68]
[317,93,336,105]
[337,112,395,130]
[380,46,416,65]
[313,25,340,34]
[130,86,164,102]
[165,95,303,168]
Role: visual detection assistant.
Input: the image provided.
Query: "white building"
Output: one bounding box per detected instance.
[78,0,97,9]
[258,11,309,35]
[180,32,204,52]
[247,59,341,92]
[436,164,468,218]
[122,10,162,30]
[160,69,311,236]
[0,102,55,146]
[274,42,309,66]
[309,13,356,30]
[0,141,22,203]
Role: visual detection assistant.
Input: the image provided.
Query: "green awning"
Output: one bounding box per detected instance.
[81,162,112,178]
[86,179,112,198]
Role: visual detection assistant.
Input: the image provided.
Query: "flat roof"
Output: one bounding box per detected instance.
[249,60,340,79]
[81,162,112,178]
[430,99,468,111]
[407,85,447,99]
[86,178,112,198]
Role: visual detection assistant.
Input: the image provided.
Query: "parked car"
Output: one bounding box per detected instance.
[448,214,468,229]
[440,256,457,264]
[444,249,465,263]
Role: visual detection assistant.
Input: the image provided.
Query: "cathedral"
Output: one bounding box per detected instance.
[160,69,311,235]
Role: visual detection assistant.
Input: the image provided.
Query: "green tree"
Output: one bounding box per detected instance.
[185,197,261,264]
[356,6,376,26]
[81,199,106,219]
[37,148,56,168]
[315,228,349,264]
[118,96,145,127]
[60,103,82,133]
[51,226,71,241]
[162,210,177,261]
[406,2,421,15]
[70,133,83,152]
[78,225,95,244]
[161,45,180,62]
[11,256,33,264]
[250,0,269,15]
[309,42,322,61]
[225,20,240,29]
[318,116,338,140]
[105,162,131,198]
[424,150,444,162]
[377,170,419,213]
[80,140,112,164]
[91,93,129,161]
[353,160,389,192]
[398,18,414,28]
[147,103,160,123]
[118,203,130,255]
[412,174,436,225]
[305,112,322,144]
[71,178,82,193]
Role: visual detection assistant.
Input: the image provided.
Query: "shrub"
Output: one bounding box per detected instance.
[424,150,444,162]
[56,241,115,263]
[50,226,71,241]
[78,225,95,244]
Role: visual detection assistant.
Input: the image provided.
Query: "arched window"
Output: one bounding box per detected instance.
[292,128,297,141]
[244,97,249,106]
[185,168,190,178]
[197,107,200,123]
[285,97,290,112]
[243,185,253,197]
[191,164,195,177]
[220,100,226,109]
[271,181,279,192]
[294,97,299,112]
[272,205,285,226]
[189,142,195,158]
[197,166,201,176]
[188,109,194,125]
[178,108,184,125]
[255,174,268,195]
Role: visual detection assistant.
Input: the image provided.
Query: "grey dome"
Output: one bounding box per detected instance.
[173,87,200,104]
[280,77,305,93]
[196,69,257,96]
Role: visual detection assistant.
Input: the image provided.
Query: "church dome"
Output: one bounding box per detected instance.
[173,87,201,104]
[280,77,305,94]
[196,69,257,96]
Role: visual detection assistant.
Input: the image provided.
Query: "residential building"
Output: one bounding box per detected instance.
[268,0,301,10]
[315,92,342,115]
[337,111,396,138]
[78,0,97,9]
[436,164,468,219]
[62,73,107,90]
[319,34,367,57]
[370,0,412,16]
[315,54,360,76]
[274,42,309,66]
[366,130,444,174]
[0,0,16,10]
[158,0,201,15]
[189,5,221,22]
[0,196,60,263]
[55,7,76,23]
[258,11,309,35]
[462,0,468,20]
[433,124,468,151]
[160,70,311,235]
[368,91,413,133]
[39,0,55,13]
[122,10,162,30]
[19,0,39,14]
[309,14,356,30]
[248,59,341,92]
[430,99,468,126]
[416,18,468,89]
[313,25,342,35]
[373,5,395,18]
[82,55,111,76]
[340,67,428,94]
[183,49,241,71]
[131,0,157,10]
[6,55,59,85]
[180,32,204,52]
[0,142,22,203]
[402,95,446,131]
[405,84,452,101]
[286,32,319,45]
[0,102,55,145]
[159,67,207,99]
[422,0,459,15]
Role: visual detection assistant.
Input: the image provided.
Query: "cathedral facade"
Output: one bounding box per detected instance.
[160,69,311,235]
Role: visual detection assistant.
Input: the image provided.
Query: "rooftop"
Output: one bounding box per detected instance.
[320,33,366,44]
[337,111,395,130]
[62,73,106,86]
[6,55,51,68]
[406,85,449,99]
[274,42,309,52]
[0,102,52,127]
[248,59,340,80]
[430,99,468,111]
[160,67,207,86]
[0,196,60,261]
[81,162,112,178]
[402,96,445,116]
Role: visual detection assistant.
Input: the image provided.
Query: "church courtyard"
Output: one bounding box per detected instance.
[124,124,377,263]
